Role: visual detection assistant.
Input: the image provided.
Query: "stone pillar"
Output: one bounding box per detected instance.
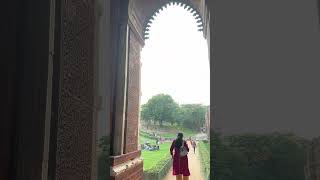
[109,1,144,179]
[109,0,129,157]
[123,28,142,154]
[112,22,129,156]
[93,0,113,179]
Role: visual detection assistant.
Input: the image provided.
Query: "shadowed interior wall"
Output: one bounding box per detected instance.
[12,0,52,179]
[1,1,17,179]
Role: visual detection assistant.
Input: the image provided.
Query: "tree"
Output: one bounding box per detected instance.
[179,104,206,131]
[140,94,178,127]
[175,106,186,126]
[140,104,152,129]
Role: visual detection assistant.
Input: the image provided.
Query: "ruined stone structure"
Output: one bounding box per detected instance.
[108,1,211,179]
[305,138,320,180]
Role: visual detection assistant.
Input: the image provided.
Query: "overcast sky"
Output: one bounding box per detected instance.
[140,5,210,106]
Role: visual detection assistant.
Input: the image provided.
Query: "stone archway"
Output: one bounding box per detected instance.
[109,0,211,179]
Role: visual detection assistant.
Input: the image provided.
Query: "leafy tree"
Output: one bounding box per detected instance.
[178,104,206,131]
[174,107,184,126]
[140,94,178,127]
[141,104,152,128]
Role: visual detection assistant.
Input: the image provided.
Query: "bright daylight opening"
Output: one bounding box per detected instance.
[139,4,210,180]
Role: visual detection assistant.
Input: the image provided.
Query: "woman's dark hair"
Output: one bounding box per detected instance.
[175,132,184,148]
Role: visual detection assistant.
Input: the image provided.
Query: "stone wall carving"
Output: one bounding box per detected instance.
[54,0,95,179]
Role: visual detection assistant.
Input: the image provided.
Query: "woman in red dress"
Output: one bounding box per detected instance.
[170,132,190,180]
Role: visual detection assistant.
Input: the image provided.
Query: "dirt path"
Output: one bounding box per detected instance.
[163,141,204,180]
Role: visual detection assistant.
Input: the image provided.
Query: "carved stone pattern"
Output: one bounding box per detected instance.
[124,30,141,153]
[55,0,95,179]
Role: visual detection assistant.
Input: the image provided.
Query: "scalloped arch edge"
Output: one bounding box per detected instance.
[143,0,205,40]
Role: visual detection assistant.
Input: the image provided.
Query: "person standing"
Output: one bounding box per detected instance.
[170,132,190,180]
[192,140,197,154]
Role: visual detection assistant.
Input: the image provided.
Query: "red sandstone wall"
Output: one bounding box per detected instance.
[53,0,95,179]
[124,30,141,154]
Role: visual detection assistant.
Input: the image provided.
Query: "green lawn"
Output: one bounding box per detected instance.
[142,142,172,172]
[139,125,198,173]
[141,124,198,139]
[161,133,177,138]
[198,141,210,178]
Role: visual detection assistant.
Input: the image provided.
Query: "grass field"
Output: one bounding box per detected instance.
[139,132,172,172]
[198,141,210,178]
[139,124,198,173]
[142,142,172,172]
[141,123,198,139]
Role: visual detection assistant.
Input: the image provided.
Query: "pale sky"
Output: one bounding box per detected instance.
[140,5,210,106]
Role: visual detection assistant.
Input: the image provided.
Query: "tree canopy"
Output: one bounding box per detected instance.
[179,104,207,131]
[140,94,207,130]
[140,94,178,126]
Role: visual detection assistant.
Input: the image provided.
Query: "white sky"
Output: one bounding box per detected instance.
[140,5,210,105]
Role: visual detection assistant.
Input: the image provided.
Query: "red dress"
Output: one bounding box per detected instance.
[170,140,190,176]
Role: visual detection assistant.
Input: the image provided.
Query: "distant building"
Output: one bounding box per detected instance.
[305,137,320,180]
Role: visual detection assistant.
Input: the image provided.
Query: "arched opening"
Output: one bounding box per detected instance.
[138,4,210,179]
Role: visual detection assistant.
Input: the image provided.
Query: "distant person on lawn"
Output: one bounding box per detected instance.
[170,132,190,180]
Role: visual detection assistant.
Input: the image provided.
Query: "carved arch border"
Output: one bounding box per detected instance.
[142,0,205,40]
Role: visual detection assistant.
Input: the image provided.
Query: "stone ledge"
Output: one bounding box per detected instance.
[110,150,141,166]
[110,157,143,180]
